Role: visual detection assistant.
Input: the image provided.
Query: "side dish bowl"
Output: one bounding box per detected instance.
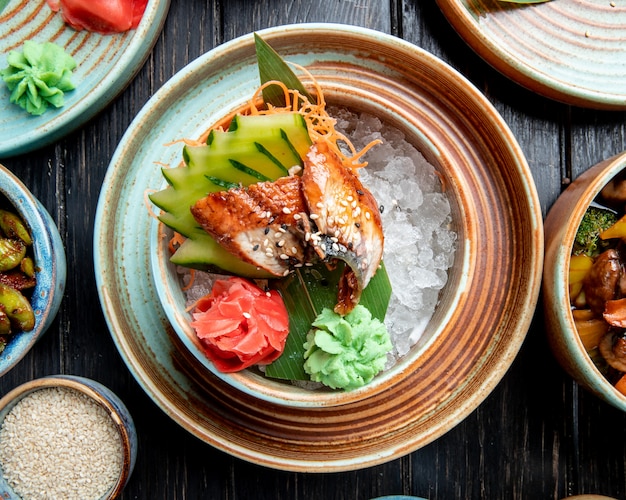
[544,151,626,411]
[0,164,66,377]
[95,23,543,470]
[0,375,137,499]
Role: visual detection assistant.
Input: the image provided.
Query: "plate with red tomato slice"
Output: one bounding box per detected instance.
[0,0,170,158]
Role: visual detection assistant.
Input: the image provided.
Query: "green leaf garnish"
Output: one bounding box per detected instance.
[254,33,316,108]
[265,262,392,381]
[0,0,10,15]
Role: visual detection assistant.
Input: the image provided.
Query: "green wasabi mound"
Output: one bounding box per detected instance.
[303,305,392,391]
[1,41,77,116]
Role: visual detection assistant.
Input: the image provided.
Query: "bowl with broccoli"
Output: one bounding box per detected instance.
[544,150,626,411]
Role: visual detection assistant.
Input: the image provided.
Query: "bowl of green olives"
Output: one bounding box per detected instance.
[0,164,66,376]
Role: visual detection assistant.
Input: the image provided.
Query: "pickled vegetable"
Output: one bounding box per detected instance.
[0,208,36,353]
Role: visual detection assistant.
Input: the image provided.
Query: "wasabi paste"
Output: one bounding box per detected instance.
[1,41,76,116]
[303,305,392,390]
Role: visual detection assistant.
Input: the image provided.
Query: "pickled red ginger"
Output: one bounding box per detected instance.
[46,0,147,34]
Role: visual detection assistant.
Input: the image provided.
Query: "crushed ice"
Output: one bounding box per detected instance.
[332,108,457,360]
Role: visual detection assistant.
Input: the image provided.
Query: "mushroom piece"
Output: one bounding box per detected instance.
[601,174,626,206]
[583,249,625,315]
[599,330,626,372]
[604,298,626,328]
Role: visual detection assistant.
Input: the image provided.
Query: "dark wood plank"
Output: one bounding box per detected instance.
[2,0,626,498]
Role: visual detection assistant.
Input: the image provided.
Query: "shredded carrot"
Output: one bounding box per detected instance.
[181,268,196,291]
[232,63,380,175]
[143,189,159,220]
[168,231,186,255]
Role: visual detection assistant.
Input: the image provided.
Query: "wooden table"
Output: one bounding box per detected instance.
[2,1,626,499]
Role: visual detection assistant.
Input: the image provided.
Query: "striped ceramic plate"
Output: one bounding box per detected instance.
[438,0,626,110]
[0,0,170,158]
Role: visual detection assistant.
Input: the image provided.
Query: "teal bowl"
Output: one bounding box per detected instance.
[0,164,66,376]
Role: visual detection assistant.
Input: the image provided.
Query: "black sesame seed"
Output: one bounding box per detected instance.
[252,244,259,251]
[379,205,384,213]
[355,222,361,228]
[264,227,270,235]
[356,189,364,196]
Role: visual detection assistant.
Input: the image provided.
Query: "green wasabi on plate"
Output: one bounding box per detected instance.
[1,40,76,116]
[303,305,392,390]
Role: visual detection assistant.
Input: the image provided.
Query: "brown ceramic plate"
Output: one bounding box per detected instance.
[94,24,544,471]
[544,151,626,411]
[437,0,626,109]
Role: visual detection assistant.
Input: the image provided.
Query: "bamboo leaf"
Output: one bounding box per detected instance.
[254,33,316,108]
[265,262,392,380]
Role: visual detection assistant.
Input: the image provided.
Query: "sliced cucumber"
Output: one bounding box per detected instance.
[149,112,312,276]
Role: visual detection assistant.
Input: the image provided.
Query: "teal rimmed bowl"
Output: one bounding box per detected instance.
[0,164,66,377]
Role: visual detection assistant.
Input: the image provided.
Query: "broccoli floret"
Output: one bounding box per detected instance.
[573,206,618,256]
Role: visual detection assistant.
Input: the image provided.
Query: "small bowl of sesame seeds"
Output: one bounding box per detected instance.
[0,375,137,500]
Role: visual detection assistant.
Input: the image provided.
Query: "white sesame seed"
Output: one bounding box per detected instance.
[277,240,285,247]
[293,213,302,220]
[280,254,289,260]
[309,214,319,220]
[282,207,291,214]
[332,243,340,252]
[291,246,298,254]
[340,200,349,207]
[316,202,324,209]
[365,212,371,220]
[243,312,251,319]
[0,387,123,500]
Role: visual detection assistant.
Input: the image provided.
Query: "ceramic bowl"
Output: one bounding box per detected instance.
[0,375,137,499]
[0,164,66,377]
[147,25,544,407]
[544,151,626,411]
[96,23,543,470]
